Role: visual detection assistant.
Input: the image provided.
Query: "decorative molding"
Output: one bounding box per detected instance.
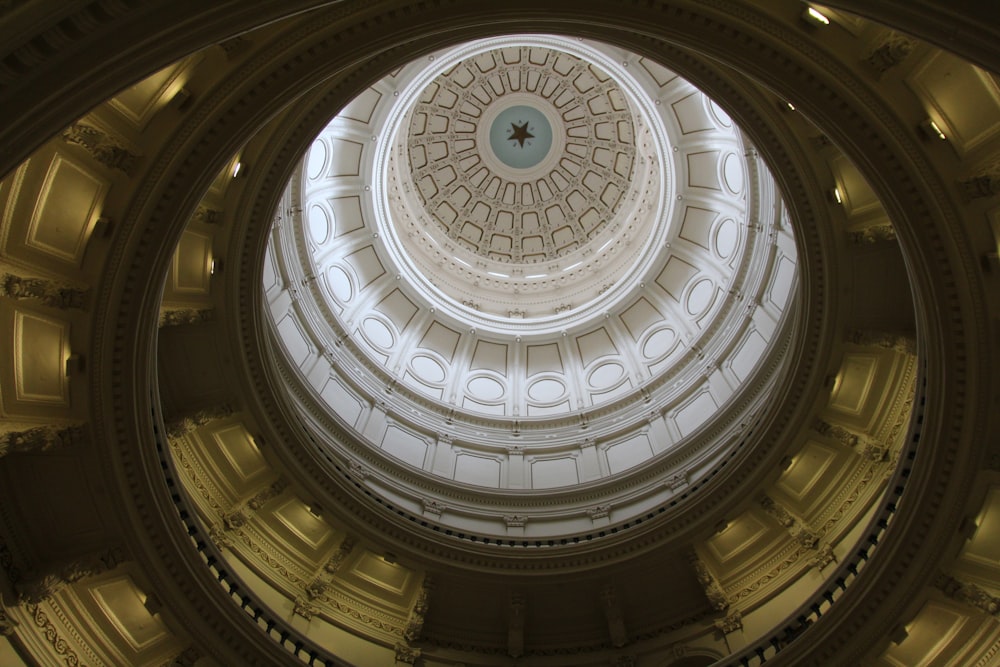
[0,273,87,309]
[394,642,420,665]
[164,404,234,438]
[847,329,916,355]
[61,122,138,175]
[503,515,527,529]
[159,646,202,667]
[0,606,17,636]
[808,543,837,570]
[759,495,795,527]
[293,597,318,620]
[323,537,355,575]
[0,423,85,458]
[689,551,728,611]
[714,609,743,634]
[402,576,432,642]
[159,307,214,327]
[27,603,88,667]
[848,224,897,245]
[864,32,915,75]
[16,546,127,603]
[192,205,222,225]
[934,572,1000,615]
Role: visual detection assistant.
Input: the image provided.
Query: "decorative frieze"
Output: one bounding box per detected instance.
[16,546,128,603]
[504,514,527,529]
[403,577,432,642]
[0,423,85,457]
[808,543,837,570]
[689,552,729,611]
[324,537,356,575]
[160,646,202,667]
[848,224,896,245]
[61,122,139,174]
[864,32,915,75]
[159,307,214,327]
[759,495,795,527]
[714,609,743,634]
[164,403,234,438]
[0,273,87,309]
[394,642,421,665]
[192,205,222,225]
[587,505,611,520]
[847,329,916,355]
[934,572,1000,615]
[293,597,318,620]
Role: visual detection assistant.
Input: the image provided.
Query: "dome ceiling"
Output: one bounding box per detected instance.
[266,36,800,539]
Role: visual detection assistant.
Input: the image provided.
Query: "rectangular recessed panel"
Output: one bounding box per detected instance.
[526,343,563,375]
[470,340,508,374]
[172,230,212,293]
[339,87,383,123]
[351,551,411,595]
[776,440,838,502]
[673,391,718,437]
[90,576,169,650]
[906,50,1000,154]
[273,499,331,550]
[327,139,364,176]
[454,453,500,487]
[374,288,418,332]
[320,376,365,427]
[686,151,722,191]
[672,92,714,134]
[27,154,107,263]
[329,195,365,236]
[639,58,677,87]
[575,328,616,366]
[531,457,579,489]
[830,353,878,416]
[768,255,796,309]
[344,245,385,289]
[706,512,772,564]
[678,206,718,249]
[655,256,698,301]
[212,424,267,484]
[619,297,664,340]
[605,433,653,475]
[13,310,69,403]
[276,314,311,367]
[730,329,768,382]
[419,322,461,361]
[462,397,506,415]
[380,424,428,468]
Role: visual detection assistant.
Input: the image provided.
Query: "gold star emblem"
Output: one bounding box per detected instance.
[508,121,534,148]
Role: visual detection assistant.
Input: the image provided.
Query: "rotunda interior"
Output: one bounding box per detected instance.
[0,2,997,667]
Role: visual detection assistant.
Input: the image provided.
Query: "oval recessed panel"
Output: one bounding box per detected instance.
[714,218,739,258]
[722,153,743,194]
[362,317,394,349]
[412,354,446,383]
[642,327,677,360]
[528,378,566,402]
[308,205,331,245]
[687,278,715,315]
[306,139,328,179]
[590,362,624,389]
[327,266,353,303]
[467,376,505,401]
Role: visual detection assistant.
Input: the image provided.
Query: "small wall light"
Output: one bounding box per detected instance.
[802,6,831,26]
[919,118,948,141]
[829,187,843,205]
[65,354,85,376]
[210,258,223,275]
[231,161,243,178]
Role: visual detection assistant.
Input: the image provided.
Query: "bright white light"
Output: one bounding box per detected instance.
[488,271,508,278]
[806,7,830,25]
[232,161,242,178]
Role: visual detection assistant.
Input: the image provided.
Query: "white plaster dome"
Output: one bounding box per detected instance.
[265,36,799,540]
